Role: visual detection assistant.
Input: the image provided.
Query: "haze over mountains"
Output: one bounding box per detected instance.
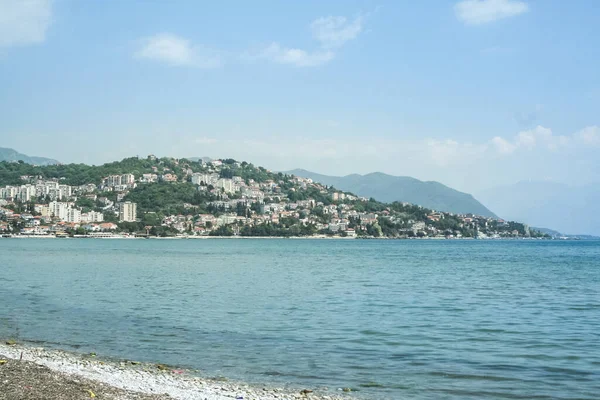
[286,169,497,218]
[0,147,59,166]
[477,182,600,236]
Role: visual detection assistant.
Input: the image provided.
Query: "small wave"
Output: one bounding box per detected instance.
[427,371,523,382]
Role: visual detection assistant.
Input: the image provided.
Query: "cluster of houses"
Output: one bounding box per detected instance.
[0,157,533,239]
[0,175,135,235]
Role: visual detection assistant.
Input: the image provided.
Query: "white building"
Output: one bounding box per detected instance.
[66,208,81,223]
[121,174,135,185]
[0,186,17,200]
[140,173,158,183]
[119,201,137,222]
[104,175,122,187]
[49,201,69,220]
[216,214,238,226]
[18,185,36,202]
[216,178,235,193]
[191,173,218,185]
[35,204,51,217]
[59,185,72,200]
[81,211,104,223]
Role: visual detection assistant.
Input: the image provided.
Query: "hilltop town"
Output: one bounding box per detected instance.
[0,156,546,239]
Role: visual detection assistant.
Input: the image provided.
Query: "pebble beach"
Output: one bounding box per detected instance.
[0,342,355,400]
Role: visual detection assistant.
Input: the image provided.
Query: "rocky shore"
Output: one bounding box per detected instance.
[0,342,354,400]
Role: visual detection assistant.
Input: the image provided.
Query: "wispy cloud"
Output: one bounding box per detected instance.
[186,125,598,169]
[491,136,516,154]
[255,14,365,67]
[258,43,334,67]
[310,16,364,48]
[0,0,53,48]
[134,33,221,68]
[489,125,595,155]
[576,126,600,146]
[455,0,529,25]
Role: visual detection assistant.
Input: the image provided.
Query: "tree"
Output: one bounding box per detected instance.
[209,225,234,236]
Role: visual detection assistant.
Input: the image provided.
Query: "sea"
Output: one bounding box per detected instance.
[1,238,599,399]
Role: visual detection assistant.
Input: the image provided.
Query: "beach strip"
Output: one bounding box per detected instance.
[0,342,352,400]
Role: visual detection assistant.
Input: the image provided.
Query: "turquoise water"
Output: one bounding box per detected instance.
[1,239,599,399]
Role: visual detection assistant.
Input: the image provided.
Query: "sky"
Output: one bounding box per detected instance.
[0,0,599,193]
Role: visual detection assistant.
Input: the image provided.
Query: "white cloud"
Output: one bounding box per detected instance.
[135,33,221,68]
[0,0,52,48]
[576,126,600,146]
[455,0,529,25]
[488,125,600,156]
[516,125,552,149]
[188,126,595,171]
[310,16,363,48]
[255,14,364,68]
[259,42,334,67]
[491,136,517,154]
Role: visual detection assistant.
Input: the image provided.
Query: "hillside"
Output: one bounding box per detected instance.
[286,169,497,218]
[0,156,541,239]
[477,181,600,236]
[0,147,59,165]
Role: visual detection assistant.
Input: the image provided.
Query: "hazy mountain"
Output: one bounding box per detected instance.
[0,147,59,165]
[186,157,213,163]
[285,169,497,217]
[477,181,600,235]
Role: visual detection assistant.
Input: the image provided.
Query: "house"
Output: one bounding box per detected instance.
[161,174,178,182]
[99,222,118,231]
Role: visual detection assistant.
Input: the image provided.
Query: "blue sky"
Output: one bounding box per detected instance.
[1,0,599,192]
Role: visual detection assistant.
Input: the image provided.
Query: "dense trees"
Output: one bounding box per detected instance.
[0,157,209,186]
[239,221,316,237]
[123,182,215,215]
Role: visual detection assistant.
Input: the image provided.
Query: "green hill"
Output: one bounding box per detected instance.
[286,169,497,218]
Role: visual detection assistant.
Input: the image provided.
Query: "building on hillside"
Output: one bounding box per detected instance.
[59,185,72,200]
[0,186,17,200]
[216,178,235,193]
[191,173,218,185]
[81,211,104,223]
[121,174,135,185]
[119,201,137,222]
[161,174,178,182]
[49,201,69,220]
[66,208,81,223]
[140,173,158,183]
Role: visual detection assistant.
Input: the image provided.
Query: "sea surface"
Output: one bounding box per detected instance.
[1,238,599,399]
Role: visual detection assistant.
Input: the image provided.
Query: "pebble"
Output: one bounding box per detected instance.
[0,343,352,400]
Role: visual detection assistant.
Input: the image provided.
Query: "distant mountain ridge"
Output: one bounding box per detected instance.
[186,156,213,163]
[0,147,59,165]
[477,181,600,236]
[285,169,497,218]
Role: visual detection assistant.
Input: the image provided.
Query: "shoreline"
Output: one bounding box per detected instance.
[0,234,553,240]
[0,341,355,400]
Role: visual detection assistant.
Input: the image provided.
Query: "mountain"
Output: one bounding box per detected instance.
[285,169,497,217]
[186,156,213,163]
[0,147,59,165]
[477,181,600,236]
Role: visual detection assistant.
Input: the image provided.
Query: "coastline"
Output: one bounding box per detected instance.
[0,342,354,400]
[0,234,553,240]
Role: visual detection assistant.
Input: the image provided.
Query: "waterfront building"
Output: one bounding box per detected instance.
[119,201,137,222]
